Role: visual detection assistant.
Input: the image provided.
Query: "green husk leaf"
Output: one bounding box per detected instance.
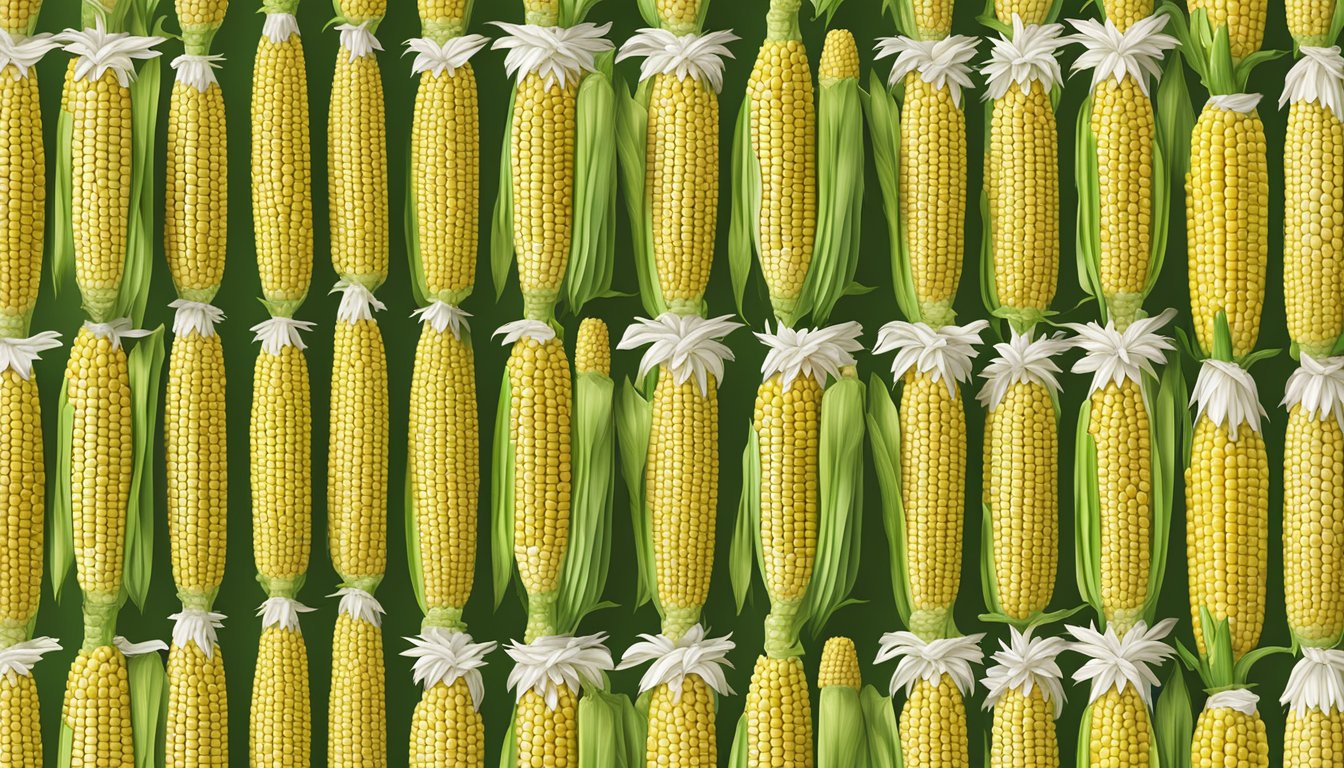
[403,459,427,615]
[50,379,74,603]
[402,140,430,307]
[804,375,867,636]
[614,77,665,317]
[1142,104,1173,306]
[803,76,866,326]
[862,75,921,323]
[499,705,518,768]
[614,380,656,609]
[128,649,167,768]
[564,54,619,317]
[125,328,165,610]
[561,0,605,25]
[977,0,1011,36]
[1073,94,1106,313]
[51,107,73,301]
[1155,666,1192,768]
[1139,354,1184,624]
[1331,0,1344,44]
[728,712,750,768]
[728,95,761,318]
[979,501,1002,618]
[819,686,869,768]
[885,0,920,39]
[977,99,1001,321]
[860,686,903,768]
[867,377,913,629]
[578,689,642,768]
[636,0,660,26]
[730,424,762,613]
[117,28,164,327]
[1077,704,1093,768]
[1155,53,1194,209]
[557,371,617,634]
[1073,398,1103,619]
[490,372,516,608]
[491,85,518,301]
[58,721,72,768]
[810,0,848,24]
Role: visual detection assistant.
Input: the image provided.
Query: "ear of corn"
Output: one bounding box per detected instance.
[1284,706,1344,766]
[1187,0,1265,61]
[1281,649,1344,767]
[0,671,42,767]
[328,21,389,293]
[1286,0,1344,45]
[1191,694,1269,768]
[409,678,486,767]
[329,606,388,768]
[646,674,718,766]
[899,676,970,767]
[0,357,51,646]
[164,65,227,304]
[744,655,814,768]
[250,615,312,768]
[62,645,136,768]
[166,640,227,767]
[983,629,1067,768]
[817,637,869,768]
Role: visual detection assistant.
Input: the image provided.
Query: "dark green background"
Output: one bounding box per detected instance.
[20,0,1306,764]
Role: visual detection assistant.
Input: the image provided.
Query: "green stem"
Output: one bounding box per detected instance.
[422,606,467,633]
[766,0,802,40]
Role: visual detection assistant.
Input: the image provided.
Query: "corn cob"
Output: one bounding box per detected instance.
[745,655,814,768]
[983,628,1067,768]
[1287,0,1338,45]
[166,626,228,768]
[618,626,735,768]
[1187,0,1265,61]
[1186,359,1268,659]
[0,0,40,34]
[493,20,614,320]
[328,20,388,292]
[0,34,55,338]
[875,632,984,768]
[1282,356,1344,648]
[872,36,977,329]
[1103,0,1156,30]
[64,645,136,768]
[1192,690,1269,767]
[1281,649,1344,767]
[329,591,387,768]
[403,629,495,768]
[250,598,314,768]
[617,25,735,316]
[982,20,1065,333]
[1066,620,1177,767]
[0,637,61,766]
[977,333,1070,622]
[996,0,1054,26]
[818,637,861,690]
[251,11,313,317]
[872,321,988,638]
[1068,17,1178,328]
[1281,49,1344,360]
[164,58,227,304]
[507,634,615,768]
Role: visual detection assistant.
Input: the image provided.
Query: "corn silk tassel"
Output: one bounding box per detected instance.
[729,322,866,768]
[869,320,988,640]
[1065,310,1182,637]
[869,35,977,328]
[1065,619,1177,767]
[874,631,984,767]
[1066,15,1180,330]
[976,332,1072,625]
[1280,649,1344,766]
[614,0,736,319]
[981,627,1068,768]
[490,5,616,323]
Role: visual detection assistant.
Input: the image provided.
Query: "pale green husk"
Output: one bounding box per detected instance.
[1155,666,1192,768]
[614,377,659,611]
[57,647,167,768]
[614,76,669,318]
[864,73,929,326]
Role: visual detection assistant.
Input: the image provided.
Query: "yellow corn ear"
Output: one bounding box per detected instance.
[0,672,41,767]
[165,331,228,599]
[648,371,718,639]
[817,637,862,690]
[175,0,228,34]
[745,655,814,768]
[984,381,1059,621]
[250,626,311,768]
[1187,104,1268,358]
[910,0,953,39]
[648,72,719,312]
[1186,419,1268,659]
[418,0,470,31]
[409,678,485,768]
[1284,100,1344,359]
[339,0,385,21]
[643,675,717,767]
[1102,0,1153,30]
[329,612,387,768]
[511,75,578,320]
[0,65,44,337]
[328,317,389,585]
[0,369,43,636]
[64,646,135,768]
[328,52,388,289]
[654,0,701,32]
[987,82,1059,322]
[900,372,967,638]
[1284,405,1344,648]
[1191,707,1269,767]
[818,30,859,84]
[64,65,131,322]
[1091,77,1155,328]
[754,374,822,607]
[0,0,40,34]
[251,31,314,313]
[407,329,478,611]
[747,39,817,321]
[516,687,577,768]
[164,80,228,303]
[167,643,228,767]
[574,318,609,377]
[1187,0,1266,60]
[899,676,970,768]
[994,0,1053,24]
[1287,0,1335,44]
[1088,687,1152,767]
[66,327,131,599]
[1283,706,1344,767]
[412,63,479,304]
[990,689,1059,768]
[1089,380,1152,635]
[250,345,311,591]
[900,74,966,328]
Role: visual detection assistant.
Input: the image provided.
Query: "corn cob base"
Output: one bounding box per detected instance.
[516,687,577,768]
[990,689,1059,768]
[1191,706,1269,767]
[250,626,311,768]
[409,679,484,768]
[899,676,969,768]
[1284,408,1344,648]
[0,673,42,767]
[0,369,43,644]
[328,613,387,768]
[745,655,813,768]
[167,643,228,767]
[0,66,44,337]
[1284,707,1344,767]
[645,676,717,767]
[63,645,135,768]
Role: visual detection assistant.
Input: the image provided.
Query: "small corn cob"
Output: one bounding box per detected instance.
[872,321,988,638]
[251,599,314,768]
[1287,0,1337,45]
[818,637,862,690]
[617,314,741,639]
[982,20,1066,333]
[872,36,977,329]
[1281,50,1344,360]
[1281,649,1344,767]
[0,637,61,767]
[1187,0,1265,61]
[1068,17,1178,328]
[403,629,495,768]
[1187,94,1269,358]
[983,628,1067,768]
[507,634,614,768]
[1282,356,1344,648]
[977,333,1070,622]
[618,626,735,768]
[328,18,388,292]
[166,632,228,768]
[1066,620,1177,767]
[1186,359,1268,659]
[251,11,313,317]
[63,645,136,768]
[875,632,984,768]
[1191,690,1269,768]
[329,592,387,768]
[744,0,817,324]
[0,35,55,338]
[745,655,814,768]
